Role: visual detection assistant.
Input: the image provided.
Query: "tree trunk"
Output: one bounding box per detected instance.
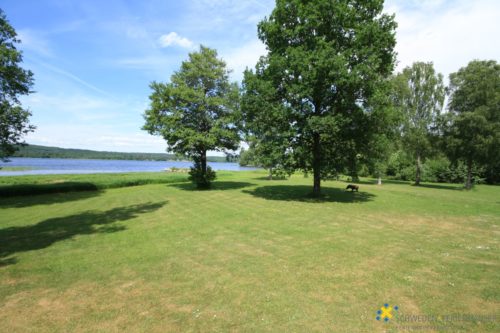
[268,167,273,180]
[415,153,422,186]
[312,132,321,197]
[201,150,207,178]
[377,176,382,185]
[465,159,473,190]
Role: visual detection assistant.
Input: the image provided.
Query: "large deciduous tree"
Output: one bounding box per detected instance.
[0,9,35,161]
[143,46,240,188]
[244,0,397,196]
[443,60,500,189]
[241,65,293,180]
[391,62,445,185]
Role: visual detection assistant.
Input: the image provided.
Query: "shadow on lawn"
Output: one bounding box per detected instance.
[170,181,255,191]
[413,183,465,191]
[244,185,375,203]
[341,178,409,186]
[0,189,102,208]
[253,177,288,181]
[0,182,104,208]
[0,201,166,266]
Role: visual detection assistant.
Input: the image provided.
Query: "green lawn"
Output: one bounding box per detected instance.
[0,171,498,332]
[0,166,36,172]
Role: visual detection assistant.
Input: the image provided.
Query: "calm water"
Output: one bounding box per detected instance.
[0,158,258,176]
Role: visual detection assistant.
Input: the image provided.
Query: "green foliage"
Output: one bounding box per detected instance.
[188,160,216,189]
[442,112,494,189]
[0,9,35,160]
[384,151,485,184]
[448,60,500,121]
[443,60,500,188]
[238,147,256,167]
[143,46,240,188]
[483,160,500,185]
[423,156,453,183]
[390,62,445,185]
[361,90,401,180]
[386,150,414,180]
[245,0,397,195]
[241,67,292,173]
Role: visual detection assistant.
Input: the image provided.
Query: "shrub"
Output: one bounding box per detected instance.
[188,161,216,189]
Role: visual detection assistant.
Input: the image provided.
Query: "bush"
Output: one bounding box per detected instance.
[423,157,451,183]
[386,150,413,178]
[358,164,371,177]
[484,161,500,185]
[188,161,216,189]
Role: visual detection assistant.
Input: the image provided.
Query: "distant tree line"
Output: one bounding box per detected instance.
[11,144,233,163]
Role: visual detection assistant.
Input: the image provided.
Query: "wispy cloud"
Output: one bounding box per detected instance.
[25,93,122,121]
[17,29,54,58]
[30,59,111,96]
[26,125,166,153]
[222,39,267,81]
[113,55,181,76]
[386,0,500,79]
[158,32,194,49]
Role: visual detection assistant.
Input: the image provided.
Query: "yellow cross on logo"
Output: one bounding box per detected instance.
[376,303,398,322]
[380,305,393,320]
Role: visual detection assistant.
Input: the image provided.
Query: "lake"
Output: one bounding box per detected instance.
[0,158,258,176]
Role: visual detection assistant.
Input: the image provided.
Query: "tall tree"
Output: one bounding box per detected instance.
[391,62,445,185]
[443,60,500,189]
[0,9,35,161]
[241,66,293,180]
[143,46,240,188]
[365,84,401,185]
[245,0,397,196]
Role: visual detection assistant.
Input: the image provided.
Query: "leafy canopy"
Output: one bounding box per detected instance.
[143,46,240,188]
[390,62,445,184]
[0,9,35,161]
[443,60,500,188]
[244,0,397,194]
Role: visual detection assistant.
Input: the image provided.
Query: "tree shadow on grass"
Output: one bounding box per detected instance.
[170,181,255,191]
[340,178,409,186]
[244,185,375,203]
[412,183,465,191]
[0,201,166,266]
[0,190,102,208]
[0,182,103,208]
[253,177,289,181]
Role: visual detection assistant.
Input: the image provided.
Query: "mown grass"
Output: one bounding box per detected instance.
[0,166,35,172]
[0,171,498,332]
[0,172,189,197]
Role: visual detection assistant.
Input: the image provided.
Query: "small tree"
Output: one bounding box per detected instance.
[143,46,240,188]
[391,62,445,185]
[0,9,35,161]
[443,60,500,189]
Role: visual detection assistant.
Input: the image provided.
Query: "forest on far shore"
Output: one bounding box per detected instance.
[11,144,237,163]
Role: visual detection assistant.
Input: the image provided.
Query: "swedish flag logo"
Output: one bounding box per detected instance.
[376,303,398,322]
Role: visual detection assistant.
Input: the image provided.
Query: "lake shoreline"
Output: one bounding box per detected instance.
[0,157,257,176]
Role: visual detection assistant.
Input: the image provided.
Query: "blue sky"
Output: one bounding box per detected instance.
[2,0,499,153]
